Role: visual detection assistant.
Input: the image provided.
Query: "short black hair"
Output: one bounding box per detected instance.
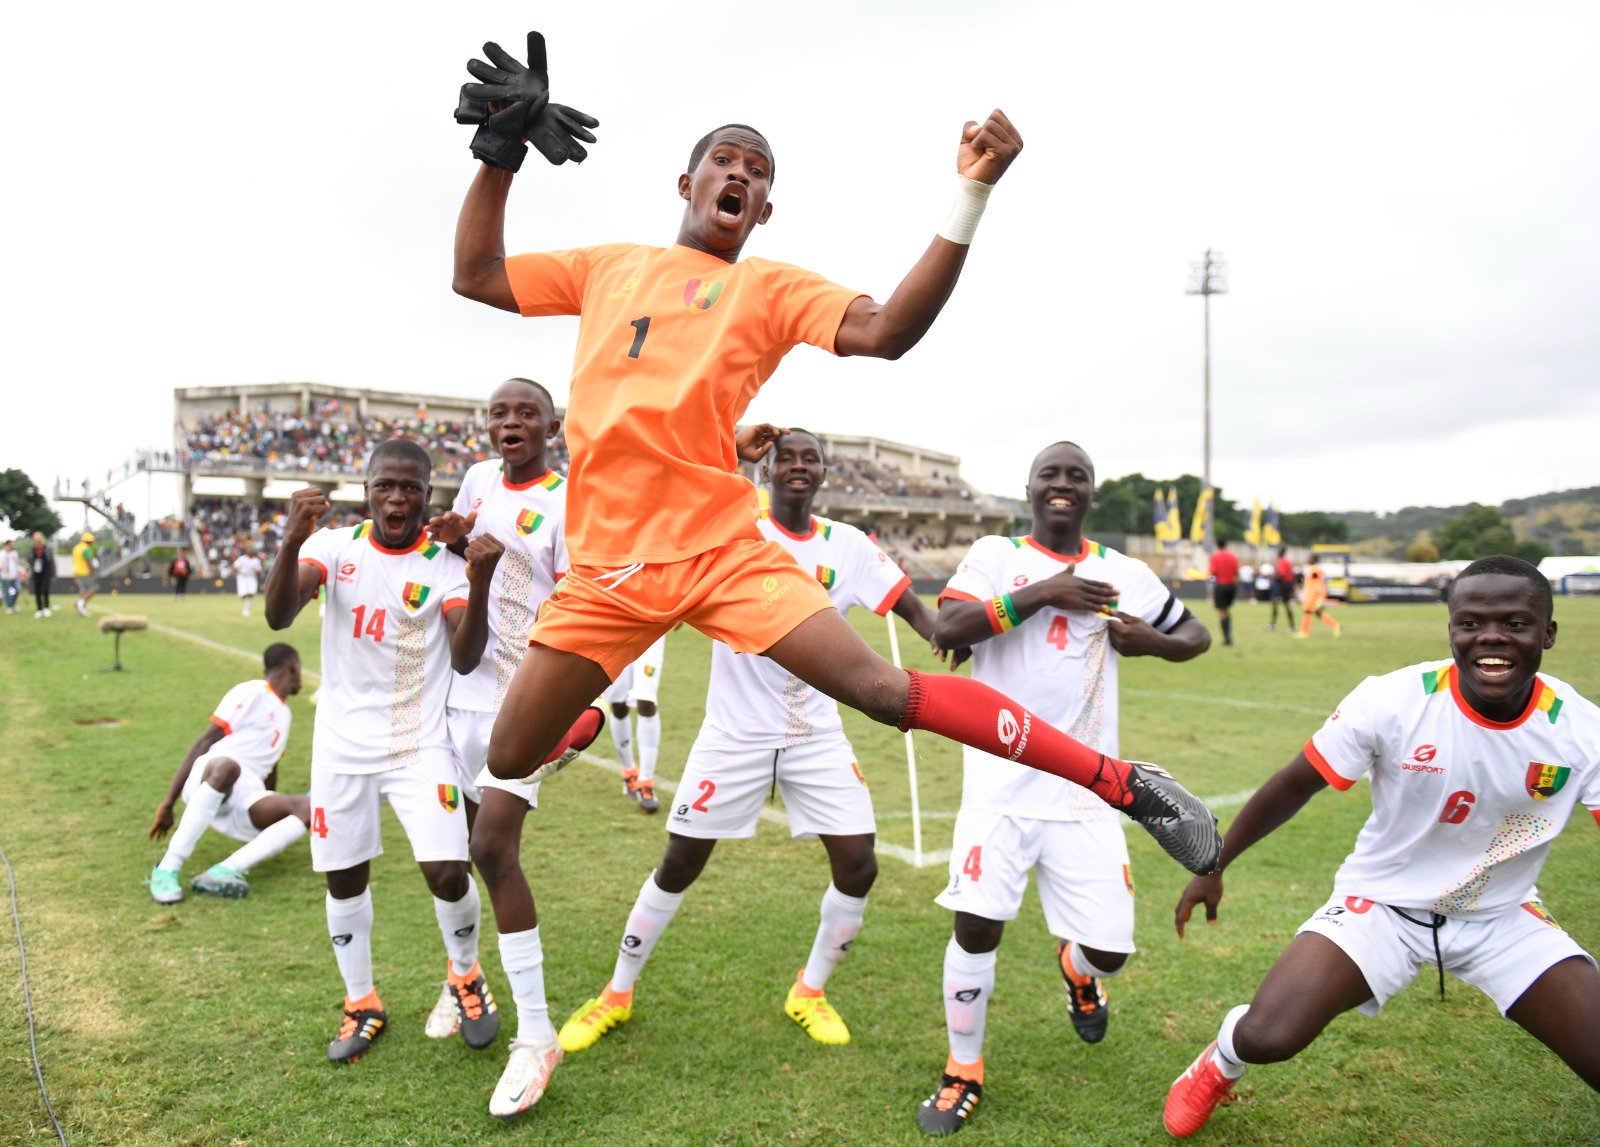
[688,124,775,182]
[498,377,555,414]
[263,643,299,672]
[1454,554,1553,621]
[774,427,820,450]
[1217,537,1230,548]
[1029,440,1094,478]
[367,438,432,476]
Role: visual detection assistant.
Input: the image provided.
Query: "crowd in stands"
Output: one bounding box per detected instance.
[826,452,976,502]
[177,399,572,478]
[190,497,289,569]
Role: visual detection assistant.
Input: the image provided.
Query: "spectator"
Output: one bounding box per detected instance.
[28,531,55,618]
[170,549,193,601]
[72,533,99,617]
[0,540,21,614]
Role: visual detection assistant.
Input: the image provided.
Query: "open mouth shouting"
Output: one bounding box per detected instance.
[715,184,746,226]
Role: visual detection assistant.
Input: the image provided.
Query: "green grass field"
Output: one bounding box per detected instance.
[3,593,1599,1145]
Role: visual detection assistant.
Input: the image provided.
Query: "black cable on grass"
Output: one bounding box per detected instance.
[2,843,68,1145]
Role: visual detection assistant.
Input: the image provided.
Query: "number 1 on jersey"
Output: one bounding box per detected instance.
[627,316,651,359]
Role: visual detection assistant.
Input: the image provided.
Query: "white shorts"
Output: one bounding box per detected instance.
[666,732,874,841]
[309,750,469,872]
[935,810,1136,953]
[1297,893,1595,1016]
[603,636,666,706]
[236,576,259,597]
[446,705,542,808]
[181,751,270,843]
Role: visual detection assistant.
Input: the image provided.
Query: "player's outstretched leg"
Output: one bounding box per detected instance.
[1166,931,1374,1136]
[469,788,564,1118]
[194,794,310,899]
[786,834,875,1046]
[763,610,1221,875]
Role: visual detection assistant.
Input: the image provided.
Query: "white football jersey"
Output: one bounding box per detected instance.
[207,679,291,780]
[941,535,1186,822]
[298,522,470,774]
[447,461,569,712]
[233,555,264,579]
[1308,659,1600,918]
[699,512,910,750]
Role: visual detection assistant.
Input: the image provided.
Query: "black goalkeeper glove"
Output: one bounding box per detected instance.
[457,32,599,170]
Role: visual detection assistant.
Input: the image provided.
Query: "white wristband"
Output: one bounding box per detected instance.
[937,176,992,245]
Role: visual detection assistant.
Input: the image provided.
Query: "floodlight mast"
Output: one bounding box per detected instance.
[1185,249,1228,493]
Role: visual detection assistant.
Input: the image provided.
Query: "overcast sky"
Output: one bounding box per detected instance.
[4,1,1597,527]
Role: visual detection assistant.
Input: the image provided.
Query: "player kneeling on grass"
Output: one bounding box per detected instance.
[266,441,510,1065]
[147,643,310,901]
[452,36,1220,909]
[1165,555,1600,1138]
[426,377,593,1118]
[918,441,1211,1136]
[559,428,944,1054]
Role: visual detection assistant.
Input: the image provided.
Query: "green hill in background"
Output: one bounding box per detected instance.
[1331,486,1600,560]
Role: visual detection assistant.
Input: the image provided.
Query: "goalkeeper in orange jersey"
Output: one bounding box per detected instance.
[1293,557,1342,640]
[449,32,1222,880]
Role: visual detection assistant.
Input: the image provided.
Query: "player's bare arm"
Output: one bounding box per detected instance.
[448,533,505,673]
[1108,610,1211,661]
[833,110,1022,360]
[148,723,227,839]
[265,487,331,629]
[1173,753,1328,937]
[453,164,520,311]
[934,563,1120,650]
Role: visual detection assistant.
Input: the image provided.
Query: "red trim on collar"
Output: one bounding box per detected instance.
[1449,671,1544,731]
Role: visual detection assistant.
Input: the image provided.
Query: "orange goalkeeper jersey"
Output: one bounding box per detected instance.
[505,243,864,566]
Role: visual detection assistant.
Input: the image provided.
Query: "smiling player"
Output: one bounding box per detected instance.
[1165,555,1600,1137]
[452,78,1219,880]
[266,441,507,1065]
[558,428,943,1054]
[919,441,1211,1135]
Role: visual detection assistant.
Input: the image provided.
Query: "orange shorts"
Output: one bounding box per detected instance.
[530,536,836,680]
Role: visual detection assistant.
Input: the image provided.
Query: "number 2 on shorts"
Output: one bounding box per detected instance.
[691,778,716,812]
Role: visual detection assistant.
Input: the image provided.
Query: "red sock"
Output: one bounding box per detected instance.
[541,707,604,765]
[898,670,1137,809]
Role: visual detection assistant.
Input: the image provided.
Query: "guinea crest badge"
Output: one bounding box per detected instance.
[515,509,545,536]
[683,277,724,312]
[437,784,461,813]
[402,581,431,612]
[1526,762,1570,801]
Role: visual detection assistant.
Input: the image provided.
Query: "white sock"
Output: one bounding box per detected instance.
[434,876,482,978]
[637,713,661,781]
[610,715,634,770]
[610,871,684,992]
[220,815,307,874]
[1213,1004,1251,1078]
[159,783,226,872]
[499,927,556,1043]
[801,883,867,992]
[327,889,375,1001]
[1069,940,1125,979]
[943,936,996,1066]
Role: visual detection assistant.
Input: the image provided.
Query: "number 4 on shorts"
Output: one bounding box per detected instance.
[311,807,329,838]
[962,846,982,881]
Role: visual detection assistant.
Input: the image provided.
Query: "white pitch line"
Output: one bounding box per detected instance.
[143,620,324,683]
[1123,687,1327,717]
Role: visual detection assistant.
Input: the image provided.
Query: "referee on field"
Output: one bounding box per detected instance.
[1208,537,1239,647]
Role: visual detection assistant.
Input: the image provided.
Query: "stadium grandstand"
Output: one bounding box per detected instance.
[54,383,1020,585]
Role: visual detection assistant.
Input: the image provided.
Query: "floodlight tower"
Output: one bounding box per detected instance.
[1185,249,1228,491]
